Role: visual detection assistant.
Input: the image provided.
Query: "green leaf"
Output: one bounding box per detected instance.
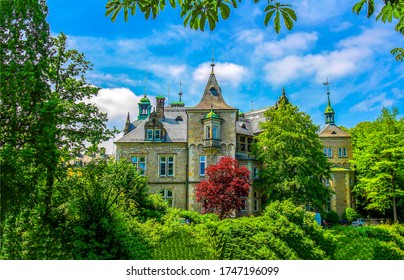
[200,15,206,31]
[264,10,276,27]
[206,11,216,31]
[352,0,366,15]
[220,3,231,20]
[274,10,281,33]
[281,11,293,30]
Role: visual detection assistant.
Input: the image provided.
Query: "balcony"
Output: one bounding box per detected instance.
[203,138,221,149]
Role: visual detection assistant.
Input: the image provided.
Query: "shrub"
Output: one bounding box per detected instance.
[324,210,340,225]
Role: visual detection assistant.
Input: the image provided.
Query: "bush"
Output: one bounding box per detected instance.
[324,210,340,225]
[342,207,360,223]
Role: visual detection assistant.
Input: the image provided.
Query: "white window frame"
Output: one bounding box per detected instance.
[147,129,153,140]
[206,125,211,139]
[159,155,175,177]
[338,147,347,158]
[154,129,161,140]
[213,125,218,139]
[159,189,173,207]
[199,155,206,176]
[324,148,332,158]
[131,156,146,176]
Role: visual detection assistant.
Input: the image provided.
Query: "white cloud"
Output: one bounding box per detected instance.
[350,92,395,112]
[295,0,351,24]
[331,21,353,32]
[255,32,318,58]
[89,88,140,123]
[149,64,187,80]
[263,46,369,85]
[236,29,265,44]
[193,62,249,88]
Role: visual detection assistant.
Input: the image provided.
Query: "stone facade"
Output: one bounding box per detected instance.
[318,91,355,216]
[115,67,353,217]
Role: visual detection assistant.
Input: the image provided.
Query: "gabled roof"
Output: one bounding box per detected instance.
[194,73,234,109]
[319,123,350,137]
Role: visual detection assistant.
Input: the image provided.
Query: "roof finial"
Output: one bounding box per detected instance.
[251,99,254,111]
[322,78,332,105]
[179,81,183,102]
[211,48,215,74]
[144,68,148,97]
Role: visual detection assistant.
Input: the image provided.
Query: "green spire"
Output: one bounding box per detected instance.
[322,78,335,124]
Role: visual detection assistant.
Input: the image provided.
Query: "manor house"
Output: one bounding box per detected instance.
[114,63,354,216]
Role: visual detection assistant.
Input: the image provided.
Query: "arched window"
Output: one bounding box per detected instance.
[159,189,173,207]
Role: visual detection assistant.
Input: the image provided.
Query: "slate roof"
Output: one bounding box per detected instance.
[115,107,189,143]
[236,108,268,136]
[194,73,235,109]
[319,123,350,137]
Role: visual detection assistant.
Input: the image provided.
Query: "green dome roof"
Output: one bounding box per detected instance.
[325,105,335,114]
[140,96,150,103]
[156,95,165,99]
[204,110,220,119]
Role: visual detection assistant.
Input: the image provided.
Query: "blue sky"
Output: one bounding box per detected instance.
[47,0,404,152]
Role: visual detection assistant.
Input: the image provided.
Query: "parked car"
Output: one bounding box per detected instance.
[352,218,366,227]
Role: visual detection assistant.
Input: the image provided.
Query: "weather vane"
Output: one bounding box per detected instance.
[322,77,332,94]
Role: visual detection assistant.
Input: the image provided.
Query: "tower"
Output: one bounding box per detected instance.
[138,94,152,120]
[323,79,335,124]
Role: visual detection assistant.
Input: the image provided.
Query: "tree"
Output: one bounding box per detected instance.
[195,156,250,219]
[105,0,403,61]
[0,0,115,218]
[254,99,331,210]
[350,107,404,223]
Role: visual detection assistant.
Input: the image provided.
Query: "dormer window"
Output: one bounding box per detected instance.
[146,128,163,141]
[210,87,218,96]
[147,129,153,140]
[155,129,161,140]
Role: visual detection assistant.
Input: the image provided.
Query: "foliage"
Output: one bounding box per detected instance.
[0,160,164,259]
[324,210,340,225]
[254,100,331,210]
[331,224,404,260]
[105,0,296,33]
[215,200,336,260]
[0,0,116,219]
[195,156,250,219]
[342,207,361,223]
[105,1,403,60]
[350,107,404,222]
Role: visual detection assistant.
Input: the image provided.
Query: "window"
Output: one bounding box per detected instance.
[159,156,174,177]
[253,191,259,212]
[159,189,173,207]
[213,125,218,139]
[147,129,153,140]
[206,125,211,139]
[338,147,347,157]
[247,137,253,152]
[154,129,161,140]
[131,156,146,176]
[253,167,259,179]
[240,136,246,151]
[200,156,206,176]
[324,148,332,157]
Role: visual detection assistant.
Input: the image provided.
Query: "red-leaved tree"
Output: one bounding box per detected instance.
[195,156,250,219]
